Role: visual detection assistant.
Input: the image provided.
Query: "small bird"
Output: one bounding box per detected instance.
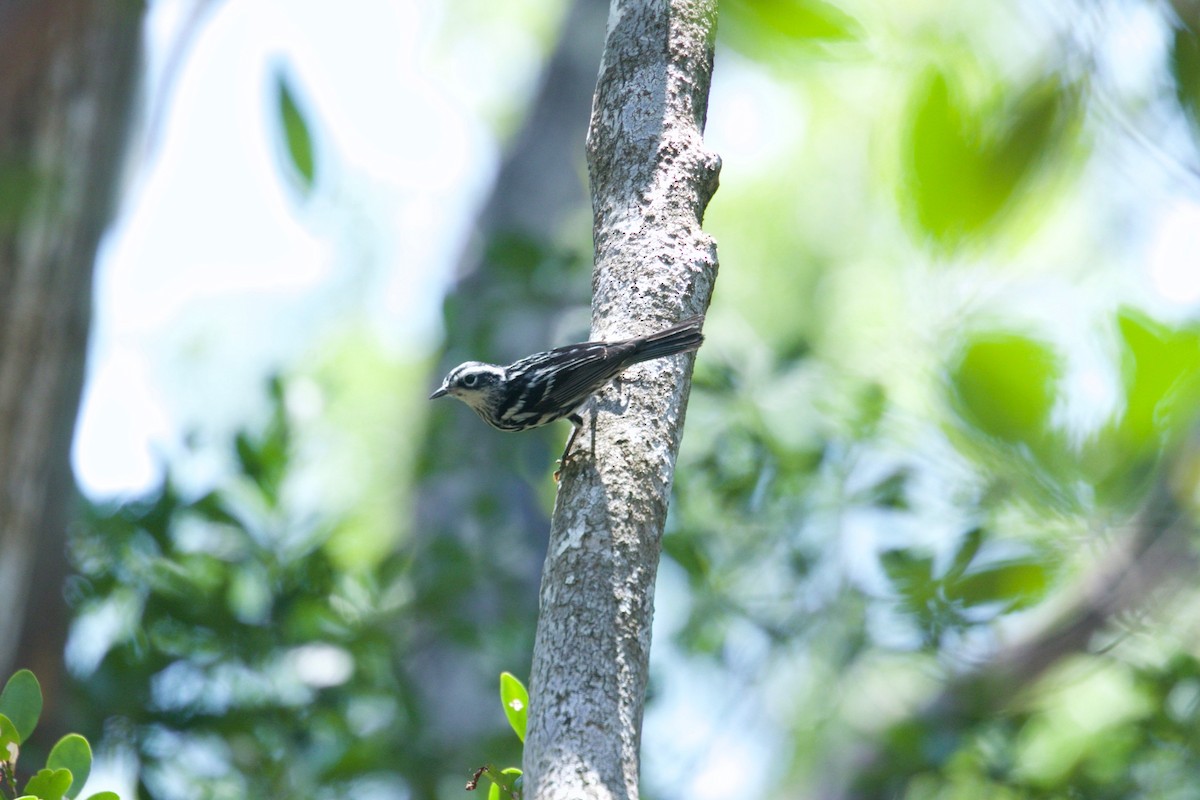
[430,316,705,462]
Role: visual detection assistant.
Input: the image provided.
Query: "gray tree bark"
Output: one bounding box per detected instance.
[523,0,721,797]
[0,0,142,700]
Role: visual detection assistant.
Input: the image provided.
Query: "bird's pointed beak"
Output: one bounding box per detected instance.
[430,384,449,400]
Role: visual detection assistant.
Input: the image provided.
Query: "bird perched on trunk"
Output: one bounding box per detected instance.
[430,316,704,462]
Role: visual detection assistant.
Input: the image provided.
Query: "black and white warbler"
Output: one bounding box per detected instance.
[430,316,704,458]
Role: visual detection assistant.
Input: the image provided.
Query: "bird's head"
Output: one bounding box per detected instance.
[430,362,507,413]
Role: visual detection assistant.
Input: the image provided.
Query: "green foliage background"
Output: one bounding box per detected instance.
[55,1,1200,799]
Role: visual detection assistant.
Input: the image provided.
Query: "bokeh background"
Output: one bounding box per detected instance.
[7,0,1200,797]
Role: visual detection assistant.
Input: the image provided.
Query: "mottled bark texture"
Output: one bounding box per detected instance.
[523,1,720,798]
[0,0,142,698]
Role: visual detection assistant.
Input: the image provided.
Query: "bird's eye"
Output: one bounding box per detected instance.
[462,373,479,388]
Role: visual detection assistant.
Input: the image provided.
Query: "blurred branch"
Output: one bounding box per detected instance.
[522,0,721,796]
[143,0,225,157]
[825,442,1199,800]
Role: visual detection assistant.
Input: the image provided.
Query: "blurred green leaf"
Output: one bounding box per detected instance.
[1083,310,1200,505]
[1171,21,1200,138]
[1115,309,1200,445]
[0,670,42,743]
[275,69,316,193]
[485,231,546,277]
[691,358,741,394]
[883,531,1051,646]
[950,332,1060,445]
[23,767,73,800]
[988,76,1078,202]
[902,68,1078,248]
[850,382,887,439]
[0,713,19,759]
[946,560,1050,610]
[905,69,983,243]
[751,0,859,40]
[47,735,91,799]
[187,490,243,527]
[499,672,528,743]
[485,767,522,800]
[863,469,910,509]
[724,0,861,45]
[83,794,121,800]
[882,548,951,647]
[233,377,292,505]
[944,527,985,584]
[881,549,936,604]
[663,530,712,584]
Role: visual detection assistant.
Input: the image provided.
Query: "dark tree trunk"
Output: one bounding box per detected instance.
[0,0,143,727]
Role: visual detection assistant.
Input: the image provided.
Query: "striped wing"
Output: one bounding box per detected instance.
[494,342,631,430]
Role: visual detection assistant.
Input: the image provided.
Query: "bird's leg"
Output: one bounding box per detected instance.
[554,411,588,482]
[562,412,584,462]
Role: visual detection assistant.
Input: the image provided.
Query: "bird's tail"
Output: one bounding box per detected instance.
[627,316,705,363]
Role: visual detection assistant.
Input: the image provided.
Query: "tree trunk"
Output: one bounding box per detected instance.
[523,0,721,797]
[0,0,142,707]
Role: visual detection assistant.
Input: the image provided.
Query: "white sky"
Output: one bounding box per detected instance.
[74,0,491,496]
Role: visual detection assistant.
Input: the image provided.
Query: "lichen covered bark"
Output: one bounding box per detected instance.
[523,1,720,798]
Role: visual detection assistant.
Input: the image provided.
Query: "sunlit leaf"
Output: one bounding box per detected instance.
[950,332,1060,445]
[0,714,19,761]
[1084,311,1200,504]
[904,69,983,244]
[902,68,1078,248]
[486,767,522,800]
[0,671,42,743]
[1115,309,1200,446]
[732,0,860,41]
[275,68,316,193]
[82,794,121,800]
[947,560,1050,610]
[23,768,73,800]
[499,673,528,743]
[47,734,91,799]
